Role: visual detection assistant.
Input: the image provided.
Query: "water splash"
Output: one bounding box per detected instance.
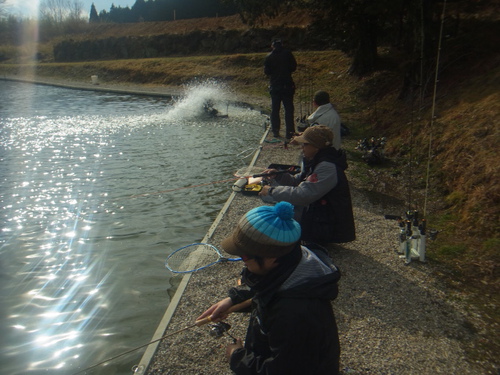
[166,79,231,121]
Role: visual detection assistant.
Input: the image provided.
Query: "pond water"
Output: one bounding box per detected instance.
[0,80,267,375]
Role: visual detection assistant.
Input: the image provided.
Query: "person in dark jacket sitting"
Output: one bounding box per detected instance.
[197,202,341,375]
[259,125,356,245]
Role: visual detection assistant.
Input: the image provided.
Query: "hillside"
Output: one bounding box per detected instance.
[0,7,498,366]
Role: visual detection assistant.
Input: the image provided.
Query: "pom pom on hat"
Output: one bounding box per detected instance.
[221,202,301,258]
[274,201,294,220]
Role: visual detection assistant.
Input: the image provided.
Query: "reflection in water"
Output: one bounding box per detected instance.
[0,80,267,374]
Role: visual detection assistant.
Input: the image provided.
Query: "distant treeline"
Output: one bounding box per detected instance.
[90,0,238,23]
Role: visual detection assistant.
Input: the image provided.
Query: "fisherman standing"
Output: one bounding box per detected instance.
[264,39,297,140]
[197,202,341,374]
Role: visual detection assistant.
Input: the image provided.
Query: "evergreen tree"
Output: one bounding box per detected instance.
[91,0,237,23]
[131,0,147,21]
[89,3,99,23]
[149,0,173,22]
[98,9,109,22]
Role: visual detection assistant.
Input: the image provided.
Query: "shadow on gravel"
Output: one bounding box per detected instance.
[327,241,481,374]
[332,245,476,338]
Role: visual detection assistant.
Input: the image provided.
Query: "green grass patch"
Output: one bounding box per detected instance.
[437,244,468,258]
[482,238,500,262]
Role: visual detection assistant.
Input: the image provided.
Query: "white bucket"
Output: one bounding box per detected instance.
[91,75,99,85]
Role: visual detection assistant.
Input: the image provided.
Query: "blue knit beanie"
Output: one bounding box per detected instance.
[221,202,301,258]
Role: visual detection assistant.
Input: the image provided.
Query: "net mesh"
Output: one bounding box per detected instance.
[166,244,220,272]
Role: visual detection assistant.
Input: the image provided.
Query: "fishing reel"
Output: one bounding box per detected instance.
[208,321,237,343]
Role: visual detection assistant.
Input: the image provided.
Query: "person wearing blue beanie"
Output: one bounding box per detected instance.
[198,202,341,374]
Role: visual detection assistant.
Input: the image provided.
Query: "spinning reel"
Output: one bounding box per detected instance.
[208,322,237,343]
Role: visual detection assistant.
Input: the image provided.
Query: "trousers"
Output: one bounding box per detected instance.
[270,90,295,139]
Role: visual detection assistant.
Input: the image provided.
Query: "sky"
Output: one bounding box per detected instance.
[5,0,136,18]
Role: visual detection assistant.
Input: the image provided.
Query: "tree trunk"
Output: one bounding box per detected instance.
[349,19,378,76]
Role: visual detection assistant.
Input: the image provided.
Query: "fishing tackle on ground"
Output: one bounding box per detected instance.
[355,137,386,165]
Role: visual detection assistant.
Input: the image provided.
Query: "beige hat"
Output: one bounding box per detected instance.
[292,125,333,149]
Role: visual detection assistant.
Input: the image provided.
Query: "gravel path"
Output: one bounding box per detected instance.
[141,135,487,375]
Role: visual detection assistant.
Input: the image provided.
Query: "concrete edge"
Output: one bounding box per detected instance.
[134,127,269,374]
[1,76,180,98]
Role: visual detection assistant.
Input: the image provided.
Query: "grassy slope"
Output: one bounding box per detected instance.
[0,10,498,364]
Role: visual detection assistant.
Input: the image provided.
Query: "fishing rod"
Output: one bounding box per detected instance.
[129,167,298,199]
[236,118,270,130]
[297,66,305,122]
[123,125,297,199]
[385,0,446,264]
[237,145,262,163]
[423,0,447,218]
[295,65,313,132]
[251,169,292,178]
[70,299,252,375]
[129,177,240,198]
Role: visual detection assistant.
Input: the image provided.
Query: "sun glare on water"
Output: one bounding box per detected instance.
[6,0,41,82]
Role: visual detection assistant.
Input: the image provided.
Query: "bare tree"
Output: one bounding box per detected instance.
[68,0,84,21]
[39,0,84,24]
[39,0,86,40]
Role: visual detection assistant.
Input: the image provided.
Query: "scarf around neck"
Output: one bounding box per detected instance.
[240,244,302,296]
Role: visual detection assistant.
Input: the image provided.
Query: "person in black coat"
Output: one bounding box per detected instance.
[197,202,341,375]
[264,39,297,140]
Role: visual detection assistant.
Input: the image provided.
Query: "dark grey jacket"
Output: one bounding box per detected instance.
[264,46,297,92]
[229,246,341,375]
